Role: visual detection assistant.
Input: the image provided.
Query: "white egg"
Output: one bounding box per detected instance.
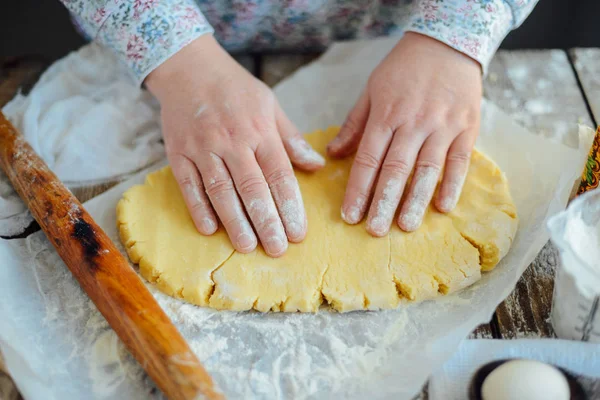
[481,359,570,400]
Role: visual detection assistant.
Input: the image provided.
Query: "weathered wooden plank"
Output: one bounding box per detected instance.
[71,181,120,204]
[495,242,558,338]
[484,50,592,338]
[485,49,593,148]
[570,48,600,125]
[260,53,320,87]
[469,324,494,339]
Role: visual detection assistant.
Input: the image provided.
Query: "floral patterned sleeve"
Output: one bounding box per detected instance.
[59,0,214,85]
[406,0,539,73]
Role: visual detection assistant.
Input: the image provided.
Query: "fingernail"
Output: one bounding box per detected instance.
[286,221,303,240]
[368,217,387,236]
[307,148,326,166]
[236,233,256,251]
[266,236,287,256]
[439,195,458,213]
[439,176,466,212]
[200,218,217,234]
[327,135,344,152]
[399,210,423,232]
[341,206,361,224]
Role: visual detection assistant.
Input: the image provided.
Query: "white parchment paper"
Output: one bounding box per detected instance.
[0,38,595,399]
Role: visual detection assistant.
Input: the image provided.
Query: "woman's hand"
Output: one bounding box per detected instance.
[146,35,325,257]
[327,32,482,235]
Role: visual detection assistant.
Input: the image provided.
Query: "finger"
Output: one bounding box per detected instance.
[276,105,325,172]
[435,130,475,213]
[398,133,451,232]
[327,90,370,158]
[198,151,258,253]
[341,110,395,224]
[365,128,424,236]
[224,146,288,257]
[170,154,218,235]
[256,138,307,243]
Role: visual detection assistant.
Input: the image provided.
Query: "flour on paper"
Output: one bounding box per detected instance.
[116,126,518,312]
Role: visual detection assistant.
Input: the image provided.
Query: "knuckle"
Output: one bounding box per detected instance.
[255,215,281,232]
[250,115,275,134]
[265,167,295,187]
[177,175,200,190]
[205,177,235,198]
[221,214,246,229]
[381,157,412,176]
[377,104,402,130]
[190,201,208,212]
[342,114,361,134]
[354,150,381,170]
[464,107,480,125]
[221,126,239,141]
[237,174,268,196]
[415,160,443,172]
[447,151,472,164]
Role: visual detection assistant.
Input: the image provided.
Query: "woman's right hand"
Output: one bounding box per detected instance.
[145,35,325,257]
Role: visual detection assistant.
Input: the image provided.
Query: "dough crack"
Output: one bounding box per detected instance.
[386,234,407,300]
[272,297,290,312]
[458,232,483,267]
[205,250,236,303]
[432,276,449,294]
[315,264,331,307]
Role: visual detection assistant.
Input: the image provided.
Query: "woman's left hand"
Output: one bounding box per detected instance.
[327,32,482,235]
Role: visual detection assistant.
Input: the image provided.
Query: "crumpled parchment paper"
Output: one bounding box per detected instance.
[0,38,595,399]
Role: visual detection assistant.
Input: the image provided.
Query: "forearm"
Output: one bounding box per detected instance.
[59,0,214,85]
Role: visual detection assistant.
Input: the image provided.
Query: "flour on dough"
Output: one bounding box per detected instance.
[117,127,518,312]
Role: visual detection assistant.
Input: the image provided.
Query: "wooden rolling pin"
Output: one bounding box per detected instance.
[0,112,223,400]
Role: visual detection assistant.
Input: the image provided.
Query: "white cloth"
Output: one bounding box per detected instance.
[0,43,164,236]
[429,339,600,399]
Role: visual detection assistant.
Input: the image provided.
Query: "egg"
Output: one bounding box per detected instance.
[481,359,570,400]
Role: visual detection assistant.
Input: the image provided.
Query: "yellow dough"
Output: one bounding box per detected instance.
[117,127,518,312]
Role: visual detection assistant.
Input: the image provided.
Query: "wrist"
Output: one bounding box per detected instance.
[401,32,483,75]
[145,34,225,101]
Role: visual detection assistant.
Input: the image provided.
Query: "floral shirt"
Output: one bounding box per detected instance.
[60,0,539,85]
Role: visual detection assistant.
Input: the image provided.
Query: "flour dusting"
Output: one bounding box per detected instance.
[563,209,600,273]
[439,172,467,212]
[399,166,439,231]
[271,176,305,239]
[287,136,326,166]
[342,197,365,224]
[369,178,401,234]
[194,104,208,118]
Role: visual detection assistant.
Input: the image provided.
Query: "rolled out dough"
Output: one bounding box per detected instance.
[117,127,518,312]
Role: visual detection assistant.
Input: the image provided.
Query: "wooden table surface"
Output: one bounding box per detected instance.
[1,48,599,399]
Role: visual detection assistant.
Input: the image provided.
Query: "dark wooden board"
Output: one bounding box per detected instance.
[570,48,600,126]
